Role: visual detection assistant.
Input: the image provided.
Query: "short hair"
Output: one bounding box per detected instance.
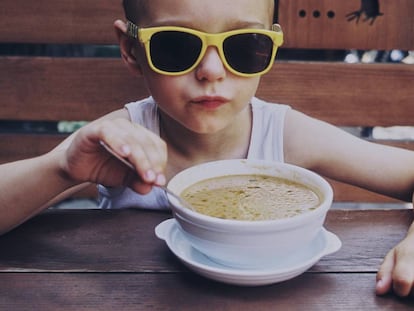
[122,0,144,24]
[122,0,275,25]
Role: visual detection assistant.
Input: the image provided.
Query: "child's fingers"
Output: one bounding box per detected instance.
[377,243,414,297]
[376,250,394,295]
[121,125,167,184]
[391,246,414,297]
[96,119,167,183]
[127,127,167,181]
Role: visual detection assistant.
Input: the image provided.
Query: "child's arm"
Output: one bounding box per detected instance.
[0,109,167,235]
[284,109,414,201]
[284,109,414,297]
[0,150,82,235]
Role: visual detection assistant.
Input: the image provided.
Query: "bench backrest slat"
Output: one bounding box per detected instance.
[0,57,147,121]
[1,0,122,44]
[278,0,414,50]
[2,58,413,127]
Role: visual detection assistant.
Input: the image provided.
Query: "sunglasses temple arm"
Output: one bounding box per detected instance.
[127,20,139,39]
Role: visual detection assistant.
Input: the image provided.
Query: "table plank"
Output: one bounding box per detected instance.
[319,209,413,272]
[0,273,413,310]
[0,210,175,272]
[0,209,412,273]
[1,209,413,308]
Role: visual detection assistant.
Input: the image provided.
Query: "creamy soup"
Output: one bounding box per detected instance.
[181,174,321,221]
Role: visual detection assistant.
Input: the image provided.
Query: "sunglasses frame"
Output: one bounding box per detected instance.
[127,21,283,77]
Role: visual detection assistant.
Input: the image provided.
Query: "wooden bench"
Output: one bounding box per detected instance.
[0,0,413,203]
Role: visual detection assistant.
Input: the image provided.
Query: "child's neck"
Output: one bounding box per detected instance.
[160,108,252,177]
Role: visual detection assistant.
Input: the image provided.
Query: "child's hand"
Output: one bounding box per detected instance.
[60,117,167,194]
[376,226,414,297]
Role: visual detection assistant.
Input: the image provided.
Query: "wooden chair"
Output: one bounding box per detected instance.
[0,0,413,203]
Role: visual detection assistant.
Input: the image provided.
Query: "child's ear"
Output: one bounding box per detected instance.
[114,20,143,76]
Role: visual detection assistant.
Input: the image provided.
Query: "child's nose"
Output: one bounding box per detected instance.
[195,46,226,81]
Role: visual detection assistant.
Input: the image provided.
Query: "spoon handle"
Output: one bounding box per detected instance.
[100,141,135,170]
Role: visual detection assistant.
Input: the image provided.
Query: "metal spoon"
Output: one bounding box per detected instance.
[99,141,194,210]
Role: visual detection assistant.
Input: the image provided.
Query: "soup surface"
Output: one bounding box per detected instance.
[181,174,321,221]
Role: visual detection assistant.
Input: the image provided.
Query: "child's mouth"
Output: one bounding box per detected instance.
[192,96,228,109]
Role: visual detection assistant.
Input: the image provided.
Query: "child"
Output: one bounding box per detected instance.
[1,0,414,297]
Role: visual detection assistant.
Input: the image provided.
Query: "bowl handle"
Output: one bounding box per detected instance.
[155,218,175,241]
[323,230,342,256]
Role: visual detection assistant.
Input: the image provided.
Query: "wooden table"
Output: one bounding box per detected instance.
[0,208,413,310]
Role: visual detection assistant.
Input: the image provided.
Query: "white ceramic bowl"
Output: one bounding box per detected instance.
[166,159,333,269]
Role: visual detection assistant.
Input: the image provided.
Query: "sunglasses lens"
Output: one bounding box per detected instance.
[150,31,202,72]
[224,33,274,74]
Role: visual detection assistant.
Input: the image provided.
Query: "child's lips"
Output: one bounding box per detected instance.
[192,96,229,109]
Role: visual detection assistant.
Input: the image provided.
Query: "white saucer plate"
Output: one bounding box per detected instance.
[155,218,341,286]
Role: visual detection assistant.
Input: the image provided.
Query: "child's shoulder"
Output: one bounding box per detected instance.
[251,97,291,113]
[124,96,159,128]
[125,96,156,110]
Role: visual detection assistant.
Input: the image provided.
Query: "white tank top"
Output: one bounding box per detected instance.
[98,97,290,209]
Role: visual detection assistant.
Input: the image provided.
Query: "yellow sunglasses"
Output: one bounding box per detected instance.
[127,21,283,77]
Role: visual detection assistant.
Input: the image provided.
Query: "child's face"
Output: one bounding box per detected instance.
[128,0,274,134]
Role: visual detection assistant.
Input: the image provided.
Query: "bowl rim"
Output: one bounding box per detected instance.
[167,159,333,229]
